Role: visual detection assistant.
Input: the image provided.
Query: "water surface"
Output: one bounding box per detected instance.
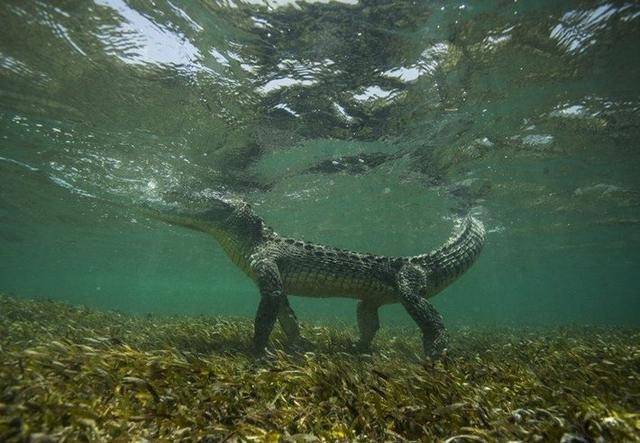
[1,0,639,326]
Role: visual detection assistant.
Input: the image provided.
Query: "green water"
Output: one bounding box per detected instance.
[1,0,639,327]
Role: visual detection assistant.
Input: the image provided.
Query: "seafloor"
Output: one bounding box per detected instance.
[0,294,638,442]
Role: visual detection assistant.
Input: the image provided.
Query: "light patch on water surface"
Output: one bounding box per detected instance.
[278,58,334,73]
[482,26,514,51]
[166,1,204,33]
[273,103,300,117]
[620,8,640,21]
[253,55,332,94]
[49,175,94,197]
[238,0,359,7]
[382,42,451,83]
[549,3,635,54]
[0,54,50,86]
[28,2,88,58]
[0,156,40,172]
[48,19,88,57]
[251,16,271,29]
[210,48,231,67]
[550,104,589,118]
[420,42,452,67]
[573,184,637,208]
[475,137,495,148]
[262,58,337,89]
[574,183,622,196]
[282,187,322,201]
[225,49,244,63]
[223,47,258,73]
[547,99,620,130]
[240,63,257,73]
[257,76,317,94]
[332,102,355,124]
[94,0,207,70]
[521,134,554,146]
[383,66,423,83]
[353,85,395,102]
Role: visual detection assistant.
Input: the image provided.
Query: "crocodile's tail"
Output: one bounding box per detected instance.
[417,215,486,295]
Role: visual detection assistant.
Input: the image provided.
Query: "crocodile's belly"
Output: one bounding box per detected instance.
[281,261,397,301]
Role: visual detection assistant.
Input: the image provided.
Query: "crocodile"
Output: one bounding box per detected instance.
[144,193,485,357]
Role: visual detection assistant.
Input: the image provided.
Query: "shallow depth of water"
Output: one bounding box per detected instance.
[0,0,639,327]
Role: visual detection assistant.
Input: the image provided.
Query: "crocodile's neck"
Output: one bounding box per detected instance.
[211,228,252,273]
[206,210,266,277]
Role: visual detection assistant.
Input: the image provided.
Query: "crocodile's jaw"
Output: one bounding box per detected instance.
[141,194,236,232]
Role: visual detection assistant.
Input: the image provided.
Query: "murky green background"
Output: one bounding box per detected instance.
[1,0,639,327]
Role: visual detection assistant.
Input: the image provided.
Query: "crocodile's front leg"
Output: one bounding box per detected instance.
[397,265,448,358]
[251,259,283,355]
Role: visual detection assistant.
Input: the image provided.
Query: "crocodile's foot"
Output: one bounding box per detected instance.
[348,340,374,355]
[284,336,315,353]
[251,345,287,366]
[250,342,268,359]
[423,333,448,360]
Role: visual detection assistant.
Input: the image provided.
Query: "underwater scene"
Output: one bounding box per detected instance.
[1,0,639,441]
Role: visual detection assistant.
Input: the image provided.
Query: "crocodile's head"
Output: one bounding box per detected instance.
[143,191,263,239]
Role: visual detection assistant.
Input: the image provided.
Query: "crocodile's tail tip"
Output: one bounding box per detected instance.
[457,210,486,236]
[443,213,486,253]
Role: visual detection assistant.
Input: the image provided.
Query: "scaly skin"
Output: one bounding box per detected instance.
[146,194,485,357]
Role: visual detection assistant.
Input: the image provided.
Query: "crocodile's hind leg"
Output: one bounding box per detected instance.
[252,260,284,355]
[278,298,300,340]
[355,300,380,352]
[397,265,448,358]
[278,298,313,350]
